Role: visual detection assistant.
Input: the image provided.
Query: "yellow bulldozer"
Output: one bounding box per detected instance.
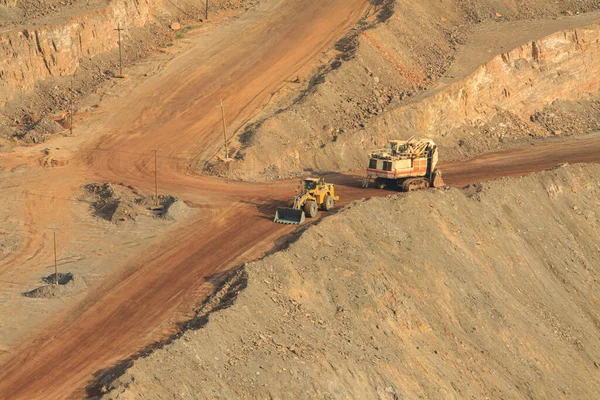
[274,178,339,225]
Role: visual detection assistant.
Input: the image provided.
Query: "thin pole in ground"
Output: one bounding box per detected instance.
[47,222,60,285]
[69,79,74,135]
[205,0,209,20]
[114,23,125,77]
[151,145,161,207]
[218,99,229,160]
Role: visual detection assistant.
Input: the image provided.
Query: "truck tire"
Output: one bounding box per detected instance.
[321,195,334,211]
[303,201,318,218]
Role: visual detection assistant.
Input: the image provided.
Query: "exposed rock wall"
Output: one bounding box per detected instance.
[0,0,251,108]
[0,0,152,107]
[386,24,600,138]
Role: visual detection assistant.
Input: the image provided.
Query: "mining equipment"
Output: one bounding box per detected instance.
[364,137,445,191]
[274,178,339,225]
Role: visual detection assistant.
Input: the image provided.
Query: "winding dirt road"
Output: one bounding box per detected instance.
[0,0,599,399]
[0,0,373,398]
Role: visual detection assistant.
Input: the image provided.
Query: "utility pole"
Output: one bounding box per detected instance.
[151,145,161,207]
[114,23,124,78]
[218,99,229,160]
[69,79,74,135]
[205,0,209,20]
[47,222,60,285]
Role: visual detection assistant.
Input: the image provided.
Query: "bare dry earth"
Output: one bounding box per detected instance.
[0,0,599,398]
[0,1,374,397]
[209,1,600,181]
[103,163,600,399]
[0,0,256,149]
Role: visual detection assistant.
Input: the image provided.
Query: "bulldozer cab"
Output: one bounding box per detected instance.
[303,178,319,192]
[389,140,402,155]
[274,177,336,225]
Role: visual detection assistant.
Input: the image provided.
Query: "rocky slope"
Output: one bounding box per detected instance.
[208,1,600,181]
[0,0,255,145]
[100,164,600,399]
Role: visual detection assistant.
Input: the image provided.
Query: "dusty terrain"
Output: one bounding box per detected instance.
[0,0,372,397]
[209,4,600,181]
[103,164,600,399]
[0,0,255,150]
[0,0,599,399]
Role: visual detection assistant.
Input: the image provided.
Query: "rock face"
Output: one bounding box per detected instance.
[209,2,600,181]
[388,25,600,137]
[0,0,152,107]
[100,164,600,400]
[0,0,252,108]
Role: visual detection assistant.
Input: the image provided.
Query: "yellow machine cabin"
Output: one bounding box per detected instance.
[274,178,339,225]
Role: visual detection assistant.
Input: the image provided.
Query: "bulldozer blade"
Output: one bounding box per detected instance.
[274,207,305,225]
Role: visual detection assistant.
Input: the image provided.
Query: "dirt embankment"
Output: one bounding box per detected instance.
[377,23,600,159]
[208,1,600,181]
[0,0,256,148]
[100,164,600,399]
[0,0,153,108]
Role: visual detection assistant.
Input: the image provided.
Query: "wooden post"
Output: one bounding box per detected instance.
[151,145,161,207]
[69,79,74,135]
[205,0,209,20]
[47,222,60,285]
[218,99,229,160]
[115,23,124,77]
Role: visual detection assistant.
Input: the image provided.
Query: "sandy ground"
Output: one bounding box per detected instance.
[0,0,599,398]
[103,164,600,399]
[0,0,372,398]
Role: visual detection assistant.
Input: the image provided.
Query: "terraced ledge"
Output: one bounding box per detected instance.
[388,23,600,138]
[242,20,600,179]
[0,0,152,107]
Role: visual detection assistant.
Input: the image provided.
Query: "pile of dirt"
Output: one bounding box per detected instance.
[207,2,600,181]
[100,164,600,399]
[162,199,192,221]
[81,183,190,223]
[23,272,87,299]
[81,183,147,223]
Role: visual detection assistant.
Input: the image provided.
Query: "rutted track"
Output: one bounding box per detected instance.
[0,0,373,398]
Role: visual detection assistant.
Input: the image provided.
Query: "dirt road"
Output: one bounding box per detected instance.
[441,135,600,187]
[0,0,373,398]
[2,136,599,400]
[0,0,600,398]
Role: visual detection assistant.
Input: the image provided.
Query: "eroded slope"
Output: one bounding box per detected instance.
[209,1,600,181]
[103,164,600,399]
